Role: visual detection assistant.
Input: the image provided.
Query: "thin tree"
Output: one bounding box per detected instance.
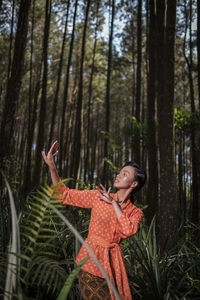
[24,0,36,194]
[48,0,70,149]
[183,0,199,223]
[84,1,100,182]
[7,0,15,82]
[32,0,51,188]
[102,0,115,186]
[0,0,32,163]
[72,0,91,183]
[146,0,158,224]
[157,0,178,251]
[198,0,200,110]
[59,0,79,173]
[134,0,142,164]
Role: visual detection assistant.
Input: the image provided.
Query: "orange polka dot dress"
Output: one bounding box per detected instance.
[53,183,144,300]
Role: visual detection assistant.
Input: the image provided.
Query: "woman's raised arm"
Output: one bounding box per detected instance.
[41,140,60,186]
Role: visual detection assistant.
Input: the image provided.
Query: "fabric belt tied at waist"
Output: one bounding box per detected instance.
[88,234,132,300]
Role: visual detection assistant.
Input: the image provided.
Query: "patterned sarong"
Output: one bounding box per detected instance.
[78,269,111,300]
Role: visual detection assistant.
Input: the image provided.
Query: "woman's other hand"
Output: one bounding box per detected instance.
[41,140,59,170]
[96,184,113,204]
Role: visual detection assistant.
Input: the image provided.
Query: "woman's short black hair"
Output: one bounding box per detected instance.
[122,161,146,201]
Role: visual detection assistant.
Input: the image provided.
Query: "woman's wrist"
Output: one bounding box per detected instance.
[110,197,116,204]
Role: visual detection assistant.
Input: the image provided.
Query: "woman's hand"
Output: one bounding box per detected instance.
[96,184,113,204]
[41,140,59,170]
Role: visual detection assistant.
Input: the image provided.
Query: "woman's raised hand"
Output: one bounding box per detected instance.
[41,140,59,169]
[96,184,113,204]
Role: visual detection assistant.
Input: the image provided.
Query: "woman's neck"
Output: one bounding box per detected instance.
[117,189,128,204]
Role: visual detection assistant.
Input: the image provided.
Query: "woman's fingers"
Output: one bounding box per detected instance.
[41,150,47,161]
[96,185,103,194]
[49,140,59,155]
[100,184,106,192]
[96,193,111,203]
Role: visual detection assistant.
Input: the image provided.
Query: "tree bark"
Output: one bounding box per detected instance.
[134,0,142,165]
[0,0,31,162]
[146,0,158,224]
[197,0,200,110]
[157,0,178,251]
[7,0,15,82]
[72,0,91,183]
[48,0,70,149]
[59,0,79,173]
[102,0,115,186]
[84,1,99,183]
[183,0,199,223]
[32,0,51,188]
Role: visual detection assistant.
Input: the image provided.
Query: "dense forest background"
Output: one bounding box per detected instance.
[0,0,200,299]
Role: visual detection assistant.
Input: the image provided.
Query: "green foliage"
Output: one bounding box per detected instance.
[174,108,200,134]
[19,185,71,296]
[57,257,89,300]
[104,157,120,174]
[101,131,122,152]
[132,117,147,140]
[0,181,80,299]
[124,217,200,299]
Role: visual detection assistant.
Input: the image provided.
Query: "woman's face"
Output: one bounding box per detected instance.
[114,166,136,190]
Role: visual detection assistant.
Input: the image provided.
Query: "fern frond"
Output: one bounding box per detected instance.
[57,257,89,300]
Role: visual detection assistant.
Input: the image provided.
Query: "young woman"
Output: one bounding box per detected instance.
[42,141,146,300]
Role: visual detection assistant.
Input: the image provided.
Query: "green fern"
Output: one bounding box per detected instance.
[19,183,72,296]
[57,257,89,300]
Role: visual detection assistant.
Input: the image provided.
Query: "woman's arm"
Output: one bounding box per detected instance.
[41,140,60,185]
[41,141,96,208]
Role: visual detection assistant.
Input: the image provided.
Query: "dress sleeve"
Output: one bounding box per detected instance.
[116,206,144,239]
[51,182,98,209]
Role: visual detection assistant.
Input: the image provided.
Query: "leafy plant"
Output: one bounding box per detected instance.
[124,216,200,299]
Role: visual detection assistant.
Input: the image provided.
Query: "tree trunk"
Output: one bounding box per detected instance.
[146,0,158,224]
[134,0,142,164]
[24,0,36,194]
[157,0,177,251]
[59,0,79,173]
[102,0,115,186]
[183,0,199,223]
[48,0,70,149]
[84,1,99,183]
[197,0,200,110]
[7,0,15,82]
[0,0,31,162]
[32,0,51,189]
[72,0,91,183]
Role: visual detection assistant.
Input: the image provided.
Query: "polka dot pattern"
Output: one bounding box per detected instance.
[52,184,144,300]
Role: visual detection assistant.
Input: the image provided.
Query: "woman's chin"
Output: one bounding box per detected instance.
[113,182,119,189]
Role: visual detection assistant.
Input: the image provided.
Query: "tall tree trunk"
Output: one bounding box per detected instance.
[197,0,200,110]
[102,0,115,186]
[146,0,158,224]
[48,0,70,149]
[32,0,51,189]
[72,0,91,183]
[0,0,31,163]
[7,0,15,82]
[131,15,136,159]
[134,0,142,164]
[183,0,199,223]
[157,0,177,251]
[59,0,78,173]
[24,0,36,194]
[84,1,99,183]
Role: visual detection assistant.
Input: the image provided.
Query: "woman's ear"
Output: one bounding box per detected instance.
[131,181,138,189]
